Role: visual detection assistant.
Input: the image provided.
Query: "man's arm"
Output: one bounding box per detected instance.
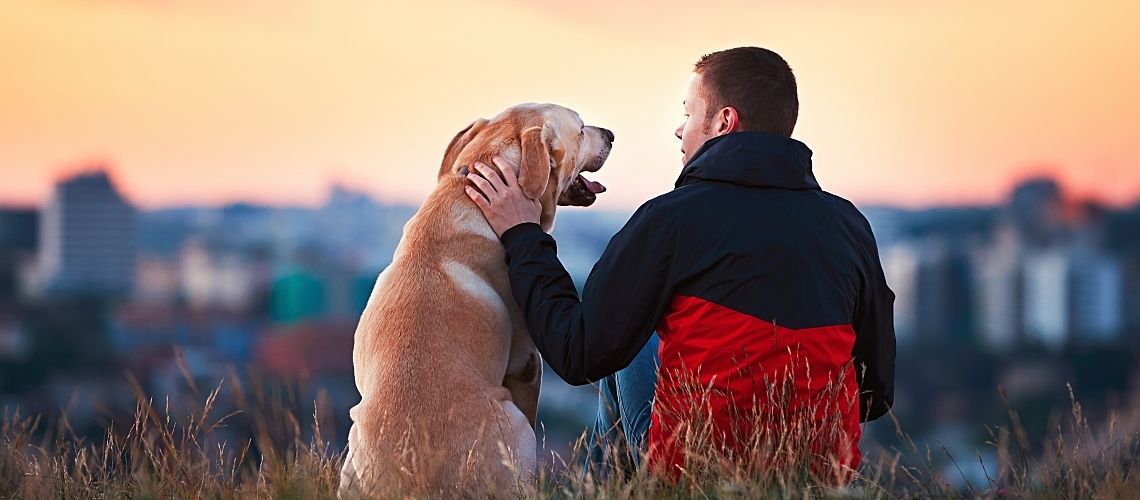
[499,204,673,385]
[464,158,674,385]
[852,234,896,422]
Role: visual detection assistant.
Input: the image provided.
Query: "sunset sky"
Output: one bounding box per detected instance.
[2,0,1138,211]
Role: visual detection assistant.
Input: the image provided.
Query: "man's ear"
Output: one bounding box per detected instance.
[717,106,742,135]
[517,125,553,199]
[438,118,489,179]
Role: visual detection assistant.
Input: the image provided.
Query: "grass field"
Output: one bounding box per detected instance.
[0,370,1136,499]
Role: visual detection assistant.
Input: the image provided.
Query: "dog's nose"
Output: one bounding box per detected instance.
[599,127,615,143]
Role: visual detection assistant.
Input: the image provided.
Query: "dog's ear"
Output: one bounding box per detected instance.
[518,125,553,199]
[439,118,489,179]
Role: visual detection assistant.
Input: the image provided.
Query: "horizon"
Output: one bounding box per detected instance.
[3,0,1139,210]
[2,167,1136,214]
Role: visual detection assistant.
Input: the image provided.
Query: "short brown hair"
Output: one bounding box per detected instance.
[694,47,799,137]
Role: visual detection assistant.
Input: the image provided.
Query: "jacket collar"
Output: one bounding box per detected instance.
[674,132,820,191]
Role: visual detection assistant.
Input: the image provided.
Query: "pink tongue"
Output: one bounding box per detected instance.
[584,178,606,193]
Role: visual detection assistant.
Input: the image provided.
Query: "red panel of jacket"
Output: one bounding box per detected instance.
[648,295,862,478]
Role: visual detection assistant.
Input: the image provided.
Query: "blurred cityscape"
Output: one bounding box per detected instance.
[0,167,1138,477]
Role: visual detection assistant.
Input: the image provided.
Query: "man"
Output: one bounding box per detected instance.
[464,46,895,479]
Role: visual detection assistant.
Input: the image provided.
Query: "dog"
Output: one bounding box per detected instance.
[339,103,612,497]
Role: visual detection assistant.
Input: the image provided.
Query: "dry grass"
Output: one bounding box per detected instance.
[0,362,344,499]
[533,383,1140,499]
[0,365,1136,499]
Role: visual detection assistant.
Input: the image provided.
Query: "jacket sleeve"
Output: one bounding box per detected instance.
[498,204,674,385]
[851,230,896,422]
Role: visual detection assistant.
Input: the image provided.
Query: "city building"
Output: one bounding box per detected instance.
[883,237,973,346]
[1022,249,1070,349]
[882,242,919,344]
[0,208,38,301]
[34,170,137,296]
[972,226,1023,352]
[179,238,269,311]
[1068,249,1123,344]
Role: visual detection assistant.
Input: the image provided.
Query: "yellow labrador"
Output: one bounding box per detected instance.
[339,103,612,497]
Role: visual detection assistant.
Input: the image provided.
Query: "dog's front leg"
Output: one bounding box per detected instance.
[502,326,542,429]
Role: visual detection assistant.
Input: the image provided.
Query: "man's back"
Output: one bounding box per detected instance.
[492,131,894,478]
[626,132,895,476]
[654,179,873,331]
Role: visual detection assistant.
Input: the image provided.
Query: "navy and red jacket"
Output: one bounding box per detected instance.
[499,132,895,474]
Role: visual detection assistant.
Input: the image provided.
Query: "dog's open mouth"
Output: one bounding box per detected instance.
[576,173,607,196]
[559,172,606,207]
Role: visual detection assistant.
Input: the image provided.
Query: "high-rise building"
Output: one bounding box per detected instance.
[1069,249,1122,344]
[36,170,137,296]
[973,225,1023,353]
[1022,249,1069,349]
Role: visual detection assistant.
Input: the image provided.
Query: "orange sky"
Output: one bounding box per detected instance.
[2,0,1139,210]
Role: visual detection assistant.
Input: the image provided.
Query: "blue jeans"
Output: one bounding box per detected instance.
[585,333,660,477]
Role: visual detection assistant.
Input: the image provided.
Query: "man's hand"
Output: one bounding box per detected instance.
[464,156,542,237]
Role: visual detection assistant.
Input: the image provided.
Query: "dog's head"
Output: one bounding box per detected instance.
[440,103,613,227]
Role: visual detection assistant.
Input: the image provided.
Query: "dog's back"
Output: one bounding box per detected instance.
[339,181,535,497]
